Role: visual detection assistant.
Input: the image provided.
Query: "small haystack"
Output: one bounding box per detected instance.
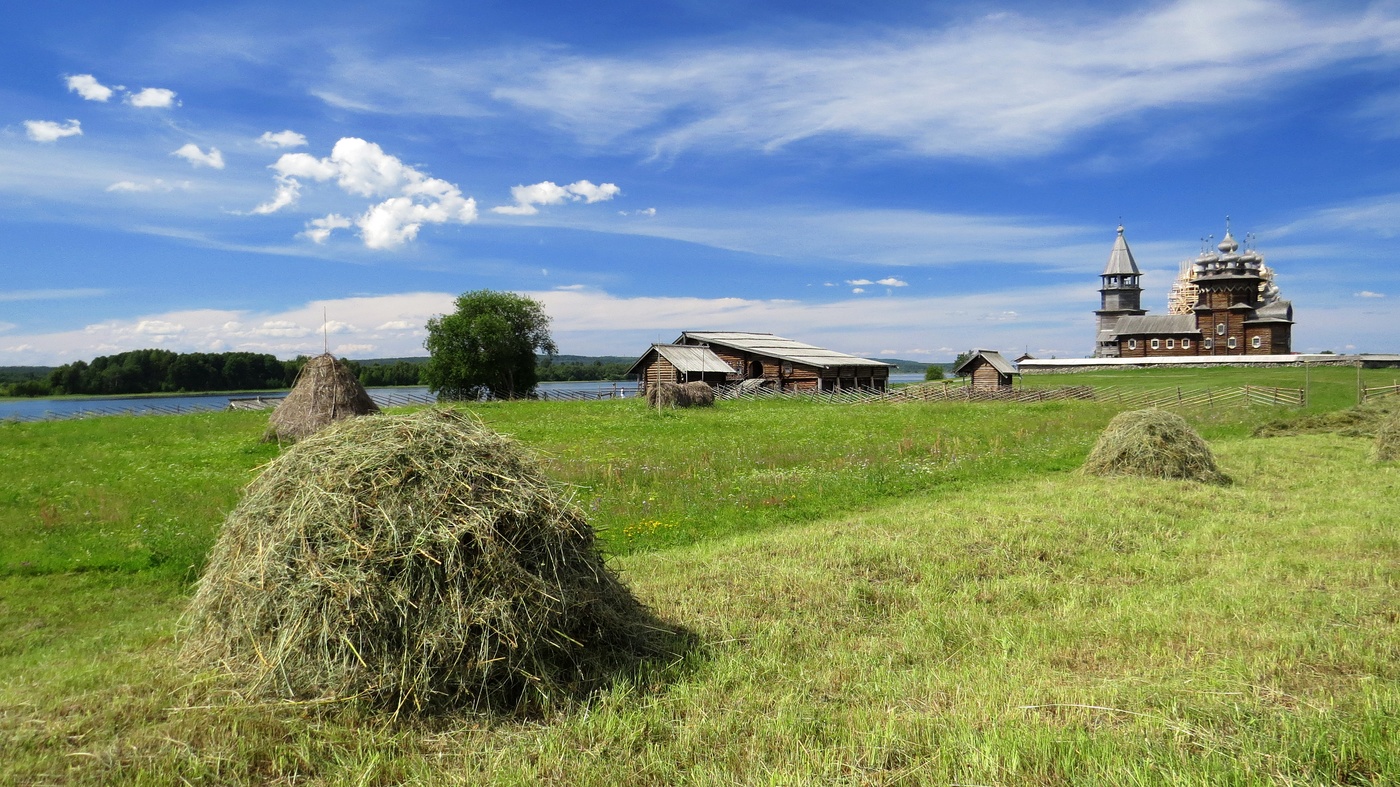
[264,353,379,442]
[646,381,715,408]
[1081,408,1230,484]
[1375,414,1400,463]
[184,409,677,714]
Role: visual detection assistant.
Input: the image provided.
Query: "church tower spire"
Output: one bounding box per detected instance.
[1094,224,1147,357]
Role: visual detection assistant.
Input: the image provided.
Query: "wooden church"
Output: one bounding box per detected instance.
[1093,221,1294,358]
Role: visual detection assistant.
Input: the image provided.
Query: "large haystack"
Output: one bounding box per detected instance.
[1375,413,1400,463]
[264,353,379,442]
[645,381,715,408]
[1081,408,1230,484]
[184,409,677,714]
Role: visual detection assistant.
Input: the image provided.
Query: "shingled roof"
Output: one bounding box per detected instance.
[625,344,738,377]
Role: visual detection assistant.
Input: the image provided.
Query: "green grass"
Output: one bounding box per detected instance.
[1019,363,1398,415]
[2,383,1397,784]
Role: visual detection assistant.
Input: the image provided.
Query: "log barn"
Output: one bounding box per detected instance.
[953,350,1019,391]
[628,331,892,395]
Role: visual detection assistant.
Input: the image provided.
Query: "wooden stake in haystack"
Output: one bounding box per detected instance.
[264,353,380,442]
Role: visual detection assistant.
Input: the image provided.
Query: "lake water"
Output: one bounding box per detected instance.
[0,374,929,422]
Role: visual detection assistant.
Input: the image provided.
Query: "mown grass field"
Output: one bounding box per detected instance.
[2,370,1398,785]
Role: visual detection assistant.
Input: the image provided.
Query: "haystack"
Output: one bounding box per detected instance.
[264,353,379,442]
[183,409,676,714]
[1375,413,1400,463]
[646,381,714,408]
[1081,408,1230,484]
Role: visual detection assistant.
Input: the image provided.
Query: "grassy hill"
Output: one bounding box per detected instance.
[1,374,1397,783]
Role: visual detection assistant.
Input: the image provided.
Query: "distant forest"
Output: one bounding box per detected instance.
[0,350,932,398]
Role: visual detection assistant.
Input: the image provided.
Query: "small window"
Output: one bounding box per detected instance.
[1216,323,1227,336]
[1251,336,1262,349]
[1203,338,1213,349]
[1227,337,1237,349]
[1127,339,1137,350]
[1166,339,1175,349]
[1182,338,1191,349]
[1150,339,1160,350]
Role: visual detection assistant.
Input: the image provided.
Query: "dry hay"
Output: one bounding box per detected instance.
[646,381,715,408]
[681,381,715,407]
[1081,408,1230,484]
[1255,399,1398,439]
[183,408,680,715]
[1375,413,1400,463]
[265,353,379,443]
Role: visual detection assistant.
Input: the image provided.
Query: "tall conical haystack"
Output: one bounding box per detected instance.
[183,409,678,714]
[1081,408,1230,484]
[264,353,379,442]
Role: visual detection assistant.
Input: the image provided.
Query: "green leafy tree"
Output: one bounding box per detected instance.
[424,290,558,400]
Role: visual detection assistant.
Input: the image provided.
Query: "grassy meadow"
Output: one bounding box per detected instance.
[2,370,1398,784]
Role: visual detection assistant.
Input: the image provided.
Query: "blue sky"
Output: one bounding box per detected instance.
[2,0,1398,365]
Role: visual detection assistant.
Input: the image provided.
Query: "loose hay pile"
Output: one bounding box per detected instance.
[1081,408,1230,484]
[1375,413,1400,463]
[264,352,379,443]
[184,408,675,714]
[646,381,715,408]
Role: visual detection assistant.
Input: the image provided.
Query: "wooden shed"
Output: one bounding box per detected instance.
[671,331,892,393]
[953,349,1020,391]
[626,344,739,395]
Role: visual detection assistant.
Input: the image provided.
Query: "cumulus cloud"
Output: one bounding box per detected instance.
[258,129,308,148]
[846,278,873,286]
[877,277,909,287]
[491,179,620,215]
[24,119,82,142]
[852,287,866,294]
[619,207,657,217]
[251,175,301,214]
[302,213,353,244]
[1355,290,1386,298]
[126,87,177,108]
[66,74,113,102]
[259,137,478,248]
[172,143,224,169]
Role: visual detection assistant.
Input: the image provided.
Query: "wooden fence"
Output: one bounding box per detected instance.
[1361,381,1400,403]
[717,380,1306,409]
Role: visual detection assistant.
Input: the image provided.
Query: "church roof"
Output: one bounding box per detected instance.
[1113,314,1199,336]
[1246,300,1294,324]
[1102,225,1141,276]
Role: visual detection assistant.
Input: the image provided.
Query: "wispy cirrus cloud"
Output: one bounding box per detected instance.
[312,0,1400,159]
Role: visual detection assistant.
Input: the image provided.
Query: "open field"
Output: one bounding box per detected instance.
[2,385,1397,784]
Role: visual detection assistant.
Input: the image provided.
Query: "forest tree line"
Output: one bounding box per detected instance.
[0,350,633,397]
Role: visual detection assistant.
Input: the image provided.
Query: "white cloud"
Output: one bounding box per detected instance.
[66,74,113,102]
[846,279,873,286]
[1355,291,1386,298]
[877,277,908,287]
[0,322,15,333]
[126,87,178,108]
[172,143,225,169]
[258,129,308,148]
[106,179,189,193]
[24,119,82,142]
[311,0,1397,160]
[251,175,300,214]
[852,288,866,294]
[302,213,353,243]
[261,137,477,248]
[491,179,620,215]
[619,207,657,217]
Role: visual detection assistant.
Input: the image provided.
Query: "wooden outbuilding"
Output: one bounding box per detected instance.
[626,344,738,395]
[953,350,1020,391]
[628,331,892,394]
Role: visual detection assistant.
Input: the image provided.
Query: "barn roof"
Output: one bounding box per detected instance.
[625,344,739,377]
[953,349,1019,376]
[678,331,892,369]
